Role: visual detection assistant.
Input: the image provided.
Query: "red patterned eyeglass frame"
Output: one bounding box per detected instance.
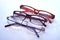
[20,5,55,23]
[20,5,55,19]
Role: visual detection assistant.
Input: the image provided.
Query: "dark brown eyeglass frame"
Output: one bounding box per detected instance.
[13,11,47,27]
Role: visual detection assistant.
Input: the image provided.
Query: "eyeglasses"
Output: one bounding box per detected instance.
[5,5,55,38]
[5,12,45,38]
[20,5,55,23]
[13,11,47,27]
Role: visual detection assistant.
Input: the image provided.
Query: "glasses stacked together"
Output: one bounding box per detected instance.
[5,5,55,38]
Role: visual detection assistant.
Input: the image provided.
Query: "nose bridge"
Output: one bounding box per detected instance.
[25,14,31,21]
[24,17,30,22]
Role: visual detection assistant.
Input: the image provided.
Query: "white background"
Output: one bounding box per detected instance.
[0,0,60,40]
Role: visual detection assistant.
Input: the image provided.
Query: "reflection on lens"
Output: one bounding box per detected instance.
[31,18,42,26]
[11,15,25,23]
